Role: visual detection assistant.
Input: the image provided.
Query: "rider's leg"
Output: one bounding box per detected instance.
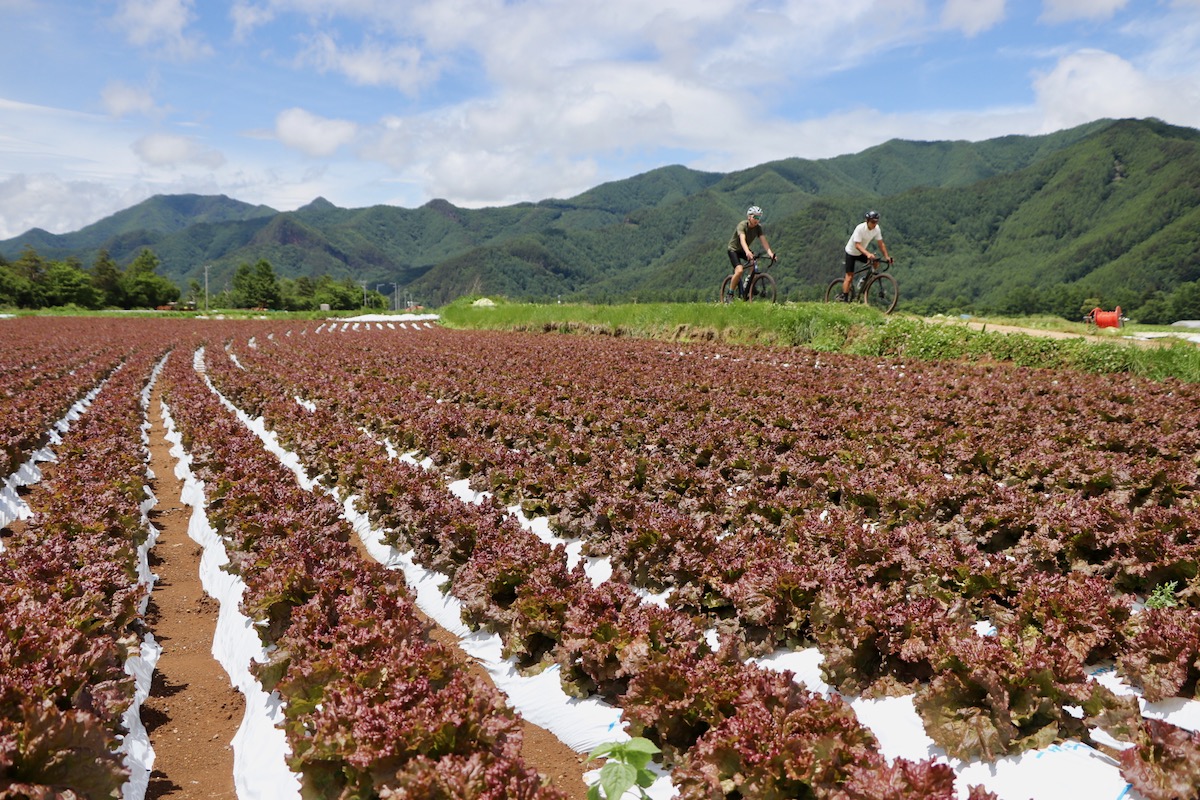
[842,252,861,299]
[732,265,744,296]
[726,250,742,297]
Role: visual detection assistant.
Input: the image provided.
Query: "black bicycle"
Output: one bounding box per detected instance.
[824,259,898,313]
[719,253,777,304]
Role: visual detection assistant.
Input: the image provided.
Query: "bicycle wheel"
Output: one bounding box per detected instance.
[824,279,845,303]
[718,276,736,304]
[863,272,898,313]
[748,273,777,303]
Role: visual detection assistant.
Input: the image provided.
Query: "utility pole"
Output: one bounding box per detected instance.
[204,264,209,314]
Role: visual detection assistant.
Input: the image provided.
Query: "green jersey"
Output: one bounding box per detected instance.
[727,219,764,254]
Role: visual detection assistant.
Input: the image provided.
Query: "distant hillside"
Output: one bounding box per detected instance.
[4,118,1198,321]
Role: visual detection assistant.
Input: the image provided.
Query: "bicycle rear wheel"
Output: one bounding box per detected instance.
[824,279,845,303]
[718,276,736,304]
[863,272,898,313]
[749,273,777,303]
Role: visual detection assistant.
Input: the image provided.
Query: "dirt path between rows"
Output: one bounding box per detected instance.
[928,317,1190,348]
[142,393,242,799]
[141,387,588,799]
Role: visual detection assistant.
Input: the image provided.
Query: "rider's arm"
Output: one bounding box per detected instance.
[879,238,891,262]
[739,231,753,260]
[760,234,774,260]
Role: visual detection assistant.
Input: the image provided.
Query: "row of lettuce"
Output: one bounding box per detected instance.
[0,319,564,799]
[210,323,1200,799]
[1,325,163,798]
[203,334,991,799]
[4,317,1200,799]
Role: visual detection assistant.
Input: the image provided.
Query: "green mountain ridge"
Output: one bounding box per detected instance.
[4,117,1199,320]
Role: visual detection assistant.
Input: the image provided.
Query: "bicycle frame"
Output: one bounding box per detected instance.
[850,260,887,297]
[825,258,898,313]
[719,253,777,304]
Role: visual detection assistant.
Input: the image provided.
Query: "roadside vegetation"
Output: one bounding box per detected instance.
[438,297,1200,383]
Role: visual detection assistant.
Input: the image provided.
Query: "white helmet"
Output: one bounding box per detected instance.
[747,206,763,218]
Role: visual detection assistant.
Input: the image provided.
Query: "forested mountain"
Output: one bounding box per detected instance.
[4,117,1199,320]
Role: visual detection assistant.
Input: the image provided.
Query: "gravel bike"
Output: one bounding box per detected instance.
[824,259,898,313]
[719,253,777,304]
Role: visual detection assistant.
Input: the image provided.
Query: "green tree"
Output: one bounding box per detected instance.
[312,275,361,310]
[230,263,254,307]
[1168,280,1200,322]
[279,275,318,311]
[44,261,102,308]
[0,264,34,307]
[1130,291,1171,325]
[12,246,51,306]
[91,249,125,307]
[121,249,180,308]
[228,260,282,308]
[249,259,282,309]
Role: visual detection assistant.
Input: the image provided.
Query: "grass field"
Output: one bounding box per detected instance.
[437,298,1200,383]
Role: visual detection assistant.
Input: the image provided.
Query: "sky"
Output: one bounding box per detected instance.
[1,0,1200,241]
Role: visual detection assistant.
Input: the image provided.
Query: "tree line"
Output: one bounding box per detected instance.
[0,246,381,312]
[0,247,179,310]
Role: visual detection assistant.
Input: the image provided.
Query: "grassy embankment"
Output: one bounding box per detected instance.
[437,298,1200,383]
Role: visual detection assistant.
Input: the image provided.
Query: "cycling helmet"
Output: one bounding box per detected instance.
[865,210,880,220]
[747,206,763,218]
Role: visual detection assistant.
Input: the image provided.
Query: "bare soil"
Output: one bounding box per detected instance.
[141,389,588,799]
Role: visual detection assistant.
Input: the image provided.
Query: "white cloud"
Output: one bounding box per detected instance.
[0,174,140,239]
[1032,49,1200,130]
[274,107,358,156]
[942,0,1006,36]
[133,133,225,168]
[230,0,276,41]
[1040,0,1129,23]
[8,0,1200,242]
[297,33,436,93]
[113,0,211,59]
[101,82,160,118]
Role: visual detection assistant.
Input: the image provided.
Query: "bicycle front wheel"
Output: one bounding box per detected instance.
[748,273,777,303]
[863,273,898,313]
[718,276,736,304]
[824,279,845,303]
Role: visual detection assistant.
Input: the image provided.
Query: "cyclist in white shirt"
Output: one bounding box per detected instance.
[840,210,892,301]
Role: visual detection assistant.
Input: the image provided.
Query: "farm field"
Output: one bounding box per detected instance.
[2,315,1200,800]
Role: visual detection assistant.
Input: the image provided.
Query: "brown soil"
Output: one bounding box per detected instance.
[142,394,242,799]
[141,388,589,799]
[929,318,1185,348]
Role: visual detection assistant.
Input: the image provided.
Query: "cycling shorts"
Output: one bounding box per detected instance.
[844,252,871,274]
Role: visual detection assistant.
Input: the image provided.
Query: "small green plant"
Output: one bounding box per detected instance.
[586,737,661,800]
[1145,581,1179,610]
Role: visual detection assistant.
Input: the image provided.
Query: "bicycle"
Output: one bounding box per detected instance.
[718,253,777,304]
[824,258,898,313]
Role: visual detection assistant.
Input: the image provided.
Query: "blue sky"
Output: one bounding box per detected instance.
[1,0,1199,240]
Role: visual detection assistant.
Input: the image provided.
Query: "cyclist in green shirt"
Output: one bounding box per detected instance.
[726,206,776,300]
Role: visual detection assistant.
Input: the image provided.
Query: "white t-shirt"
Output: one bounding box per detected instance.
[845,221,884,255]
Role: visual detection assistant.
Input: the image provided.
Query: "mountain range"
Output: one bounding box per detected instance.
[4,117,1199,320]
